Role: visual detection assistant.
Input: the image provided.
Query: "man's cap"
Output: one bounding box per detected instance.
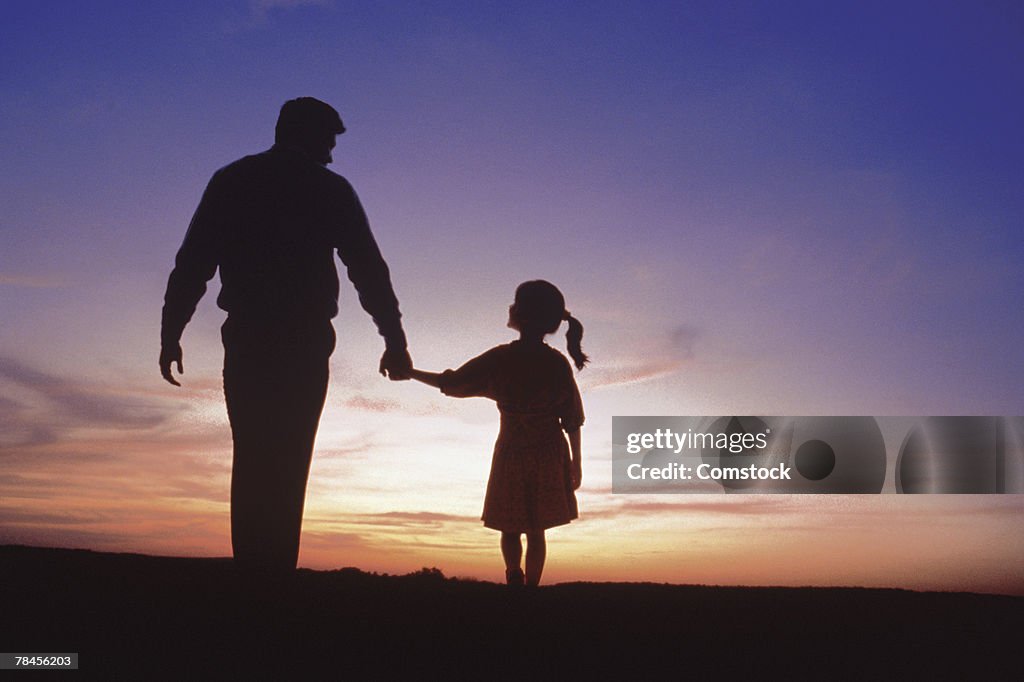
[276,97,346,137]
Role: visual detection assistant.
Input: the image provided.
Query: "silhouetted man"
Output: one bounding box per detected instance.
[160,97,411,574]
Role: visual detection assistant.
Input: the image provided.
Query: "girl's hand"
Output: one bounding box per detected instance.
[571,465,582,490]
[406,368,444,388]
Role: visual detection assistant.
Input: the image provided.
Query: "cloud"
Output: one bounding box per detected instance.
[670,324,701,360]
[342,394,403,413]
[582,359,685,391]
[0,356,173,449]
[0,507,123,527]
[341,510,479,529]
[580,497,805,521]
[297,508,493,570]
[304,509,479,531]
[249,0,330,23]
[0,273,63,288]
[337,392,449,418]
[582,324,701,390]
[575,495,1024,539]
[0,526,130,551]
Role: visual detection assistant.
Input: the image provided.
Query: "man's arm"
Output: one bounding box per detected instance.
[159,173,223,386]
[335,180,411,380]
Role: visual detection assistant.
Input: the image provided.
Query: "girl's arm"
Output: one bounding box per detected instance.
[408,368,444,388]
[567,428,582,490]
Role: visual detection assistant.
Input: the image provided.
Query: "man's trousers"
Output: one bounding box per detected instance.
[221,317,335,573]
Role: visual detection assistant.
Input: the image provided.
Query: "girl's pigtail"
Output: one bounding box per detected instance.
[563,312,589,370]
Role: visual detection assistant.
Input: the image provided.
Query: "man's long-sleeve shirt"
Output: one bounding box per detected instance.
[161,145,407,351]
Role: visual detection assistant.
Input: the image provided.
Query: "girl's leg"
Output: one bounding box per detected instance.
[524,530,547,587]
[501,532,524,584]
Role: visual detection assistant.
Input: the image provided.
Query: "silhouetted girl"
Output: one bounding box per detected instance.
[409,280,587,587]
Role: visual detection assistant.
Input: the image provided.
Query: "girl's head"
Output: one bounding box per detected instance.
[508,280,589,370]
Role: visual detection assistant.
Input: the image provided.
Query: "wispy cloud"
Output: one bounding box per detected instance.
[670,324,701,360]
[0,273,63,288]
[342,394,403,413]
[582,359,685,391]
[0,356,173,449]
[577,497,809,523]
[248,0,331,24]
[582,324,700,391]
[339,510,479,529]
[576,494,1024,529]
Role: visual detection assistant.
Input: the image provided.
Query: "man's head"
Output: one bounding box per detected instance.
[275,97,346,165]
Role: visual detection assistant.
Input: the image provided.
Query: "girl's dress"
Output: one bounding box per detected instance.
[438,340,584,532]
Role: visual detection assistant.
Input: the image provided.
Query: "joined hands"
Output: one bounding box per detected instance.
[379,347,412,381]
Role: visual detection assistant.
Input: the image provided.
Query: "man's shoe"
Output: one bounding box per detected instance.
[505,567,524,587]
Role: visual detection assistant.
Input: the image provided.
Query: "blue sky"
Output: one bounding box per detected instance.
[1,0,1022,590]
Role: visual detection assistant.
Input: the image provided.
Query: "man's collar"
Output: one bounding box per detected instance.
[271,143,310,158]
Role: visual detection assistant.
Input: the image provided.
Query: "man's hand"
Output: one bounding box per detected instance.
[160,344,184,386]
[379,348,412,381]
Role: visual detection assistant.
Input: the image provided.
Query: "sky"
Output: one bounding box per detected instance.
[1,0,1023,593]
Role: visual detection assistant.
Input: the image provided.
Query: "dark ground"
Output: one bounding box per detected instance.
[1,545,1020,680]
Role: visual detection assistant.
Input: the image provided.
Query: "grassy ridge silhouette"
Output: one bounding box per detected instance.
[2,545,1020,678]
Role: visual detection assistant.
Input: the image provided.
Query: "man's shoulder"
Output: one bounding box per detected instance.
[211,150,351,188]
[319,166,354,192]
[205,152,269,185]
[201,151,358,214]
